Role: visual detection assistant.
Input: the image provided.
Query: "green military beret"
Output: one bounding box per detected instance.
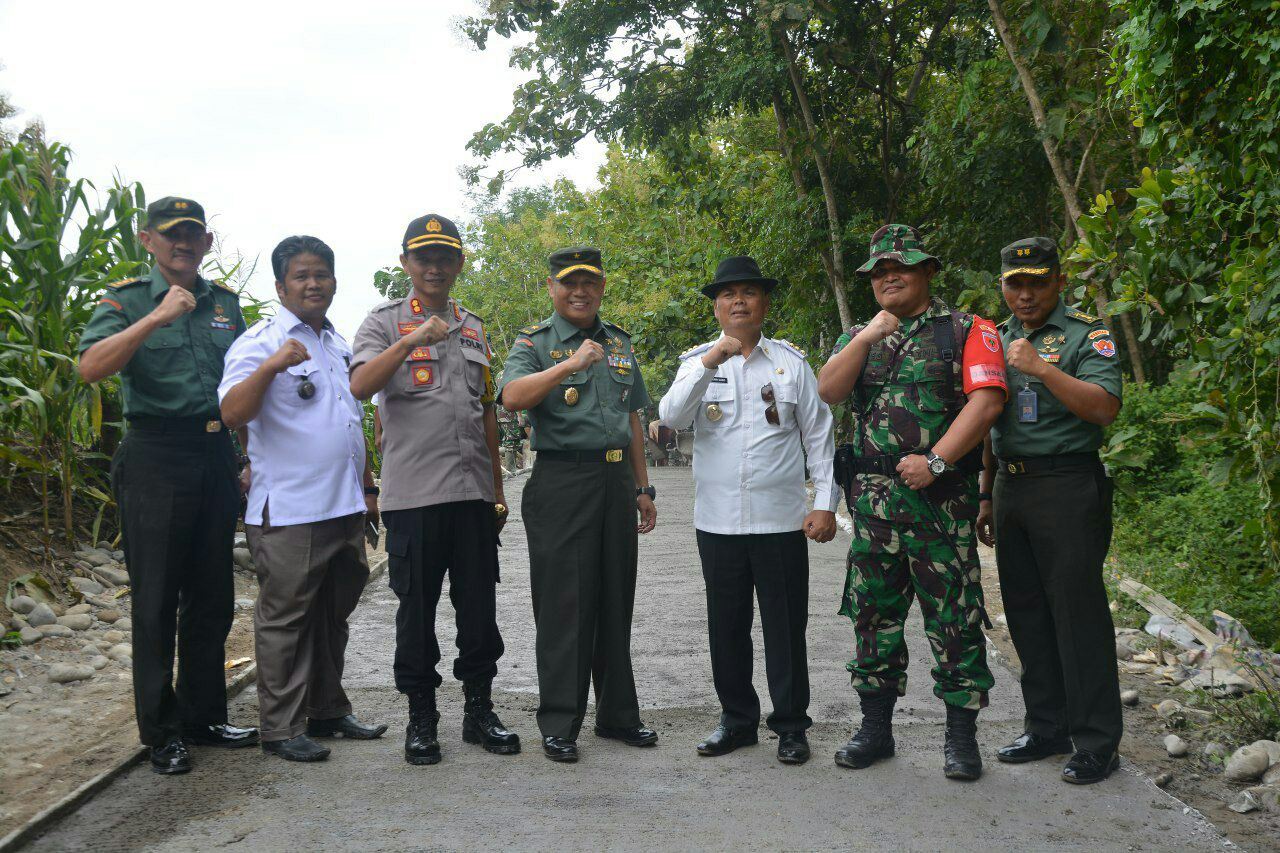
[549,246,604,280]
[1000,237,1059,281]
[144,196,206,233]
[403,213,462,252]
[855,223,941,276]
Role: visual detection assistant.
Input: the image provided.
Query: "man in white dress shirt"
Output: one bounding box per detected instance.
[659,256,839,765]
[220,236,386,762]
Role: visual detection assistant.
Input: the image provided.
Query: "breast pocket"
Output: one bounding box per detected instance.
[699,382,734,429]
[144,326,184,352]
[403,350,441,394]
[607,367,635,410]
[557,370,590,409]
[769,381,799,428]
[278,363,321,408]
[459,344,490,397]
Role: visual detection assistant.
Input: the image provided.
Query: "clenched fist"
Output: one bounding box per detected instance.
[701,335,743,369]
[401,315,450,350]
[568,339,605,371]
[266,338,310,374]
[1005,338,1049,379]
[150,285,197,325]
[855,310,900,346]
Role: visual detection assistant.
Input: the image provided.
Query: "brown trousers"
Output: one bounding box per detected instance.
[246,509,369,741]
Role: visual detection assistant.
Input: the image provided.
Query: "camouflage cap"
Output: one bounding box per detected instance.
[144,197,206,233]
[1000,237,1059,281]
[855,224,940,275]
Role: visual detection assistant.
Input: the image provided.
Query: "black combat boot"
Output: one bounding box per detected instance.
[943,704,982,781]
[834,690,896,769]
[404,689,441,766]
[461,680,521,755]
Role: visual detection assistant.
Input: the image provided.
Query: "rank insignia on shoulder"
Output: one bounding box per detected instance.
[107,277,140,289]
[1088,329,1112,340]
[1066,308,1098,323]
[1092,339,1117,357]
[412,366,433,385]
[398,321,423,336]
[410,297,424,315]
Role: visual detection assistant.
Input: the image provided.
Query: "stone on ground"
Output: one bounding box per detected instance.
[107,643,132,662]
[114,618,132,632]
[8,595,36,615]
[1120,689,1139,706]
[1224,745,1271,782]
[25,603,56,627]
[96,566,129,586]
[232,548,253,571]
[57,614,93,631]
[96,609,122,624]
[37,624,73,638]
[90,655,110,671]
[1202,741,1229,760]
[48,663,94,684]
[1252,739,1280,765]
[1164,734,1188,757]
[18,626,42,645]
[103,630,124,644]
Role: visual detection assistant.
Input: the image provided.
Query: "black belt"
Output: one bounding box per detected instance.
[849,453,909,475]
[127,414,226,434]
[997,452,1099,476]
[537,449,626,464]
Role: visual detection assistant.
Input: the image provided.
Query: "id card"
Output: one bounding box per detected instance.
[1017,387,1038,423]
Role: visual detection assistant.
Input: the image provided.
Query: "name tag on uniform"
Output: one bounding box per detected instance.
[460,337,485,352]
[1017,387,1038,423]
[710,376,728,383]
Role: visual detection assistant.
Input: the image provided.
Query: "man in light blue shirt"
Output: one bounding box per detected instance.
[219,236,386,762]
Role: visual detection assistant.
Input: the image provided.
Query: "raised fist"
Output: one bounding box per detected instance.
[701,335,743,369]
[150,285,197,325]
[569,339,605,371]
[1005,337,1048,379]
[401,315,450,349]
[855,310,900,345]
[267,338,310,374]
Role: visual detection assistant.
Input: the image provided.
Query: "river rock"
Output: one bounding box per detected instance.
[18,627,42,645]
[48,663,94,684]
[8,595,36,615]
[66,603,92,616]
[111,550,124,561]
[82,552,112,567]
[1154,771,1173,788]
[79,643,99,656]
[96,609,121,624]
[1154,699,1186,727]
[115,618,132,632]
[1203,741,1230,760]
[1116,641,1135,661]
[234,598,255,611]
[97,565,129,586]
[70,577,104,597]
[57,614,92,631]
[1164,735,1189,757]
[1252,740,1280,765]
[232,548,253,571]
[1225,745,1271,782]
[1120,689,1139,706]
[107,643,132,662]
[38,624,73,638]
[103,630,124,644]
[90,655,110,671]
[25,603,56,628]
[1264,764,1280,785]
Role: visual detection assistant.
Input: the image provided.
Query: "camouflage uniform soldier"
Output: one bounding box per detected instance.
[817,224,1008,780]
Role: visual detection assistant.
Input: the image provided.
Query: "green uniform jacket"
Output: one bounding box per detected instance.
[992,299,1122,459]
[498,312,649,451]
[78,270,246,418]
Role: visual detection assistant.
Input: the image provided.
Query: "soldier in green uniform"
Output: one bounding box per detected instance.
[78,197,259,775]
[498,247,659,763]
[818,224,1008,780]
[976,237,1124,785]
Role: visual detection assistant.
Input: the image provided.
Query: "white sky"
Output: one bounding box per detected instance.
[0,0,603,338]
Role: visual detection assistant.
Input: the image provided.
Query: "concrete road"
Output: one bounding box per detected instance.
[26,468,1228,852]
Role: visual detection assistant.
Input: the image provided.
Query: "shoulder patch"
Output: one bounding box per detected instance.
[774,339,807,358]
[107,277,141,290]
[210,280,239,296]
[1065,307,1099,324]
[679,342,714,360]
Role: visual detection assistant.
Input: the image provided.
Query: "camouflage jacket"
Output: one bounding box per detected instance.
[833,297,979,525]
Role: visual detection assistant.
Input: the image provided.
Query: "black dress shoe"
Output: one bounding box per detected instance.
[543,736,578,762]
[1062,749,1119,784]
[184,723,259,748]
[594,724,658,747]
[996,732,1074,764]
[150,738,192,775]
[307,714,389,740]
[777,732,811,765]
[262,734,331,762]
[697,724,759,756]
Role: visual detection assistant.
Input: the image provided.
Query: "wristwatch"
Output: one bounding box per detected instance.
[636,485,657,500]
[925,451,948,477]
[364,485,380,496]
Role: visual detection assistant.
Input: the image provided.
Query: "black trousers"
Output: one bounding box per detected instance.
[522,456,641,740]
[696,530,811,734]
[994,461,1122,755]
[110,426,237,746]
[384,501,503,693]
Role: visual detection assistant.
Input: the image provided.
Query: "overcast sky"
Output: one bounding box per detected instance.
[0,0,603,338]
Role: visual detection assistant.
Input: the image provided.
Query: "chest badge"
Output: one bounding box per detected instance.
[564,387,580,406]
[210,302,234,330]
[550,350,563,359]
[705,403,723,422]
[413,366,433,386]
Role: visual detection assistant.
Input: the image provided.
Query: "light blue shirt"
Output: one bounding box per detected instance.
[219,306,366,526]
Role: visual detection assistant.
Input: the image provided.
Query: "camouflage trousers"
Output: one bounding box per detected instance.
[840,513,993,710]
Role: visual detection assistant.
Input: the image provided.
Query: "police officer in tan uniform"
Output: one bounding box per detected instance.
[350,214,519,765]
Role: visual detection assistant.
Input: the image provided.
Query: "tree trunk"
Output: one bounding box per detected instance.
[987,0,1147,382]
[779,34,852,331]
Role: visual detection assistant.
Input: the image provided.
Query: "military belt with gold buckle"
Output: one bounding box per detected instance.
[537,449,626,464]
[997,453,1100,476]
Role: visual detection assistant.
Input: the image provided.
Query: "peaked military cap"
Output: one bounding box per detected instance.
[1000,237,1059,280]
[855,223,941,275]
[144,197,206,233]
[549,246,604,280]
[701,255,778,299]
[403,213,462,252]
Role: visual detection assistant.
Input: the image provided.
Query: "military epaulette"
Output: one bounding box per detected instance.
[774,339,806,358]
[107,277,141,289]
[603,320,630,337]
[370,298,403,313]
[1065,307,1100,324]
[241,318,273,338]
[210,279,239,296]
[679,342,713,360]
[519,321,550,335]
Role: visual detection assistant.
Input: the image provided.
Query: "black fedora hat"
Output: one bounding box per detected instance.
[701,256,779,299]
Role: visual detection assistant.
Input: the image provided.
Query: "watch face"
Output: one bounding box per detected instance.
[929,456,947,475]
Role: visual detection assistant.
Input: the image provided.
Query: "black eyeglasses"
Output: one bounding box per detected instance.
[762,384,778,425]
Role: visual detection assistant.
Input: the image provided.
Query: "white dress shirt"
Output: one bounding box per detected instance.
[659,334,839,534]
[218,306,366,527]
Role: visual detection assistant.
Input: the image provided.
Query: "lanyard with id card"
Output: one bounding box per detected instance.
[1017,378,1038,422]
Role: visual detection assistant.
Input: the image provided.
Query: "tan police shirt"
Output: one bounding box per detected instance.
[351,296,496,512]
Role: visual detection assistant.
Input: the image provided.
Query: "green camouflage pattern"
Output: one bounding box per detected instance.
[855,223,940,274]
[840,514,993,710]
[831,297,977,525]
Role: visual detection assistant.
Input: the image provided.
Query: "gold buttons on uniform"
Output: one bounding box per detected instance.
[705,403,723,422]
[564,387,579,406]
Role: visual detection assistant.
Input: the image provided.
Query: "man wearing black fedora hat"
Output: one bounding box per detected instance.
[659,256,839,765]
